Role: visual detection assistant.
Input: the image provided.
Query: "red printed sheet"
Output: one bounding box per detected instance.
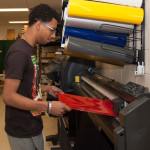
[58,93,118,117]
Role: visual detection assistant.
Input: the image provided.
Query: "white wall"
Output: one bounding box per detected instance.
[0,24,24,40]
[98,0,150,89]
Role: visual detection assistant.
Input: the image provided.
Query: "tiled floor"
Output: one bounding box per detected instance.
[0,88,58,150]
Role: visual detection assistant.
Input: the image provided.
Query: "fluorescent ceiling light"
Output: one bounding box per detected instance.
[9,21,28,24]
[0,8,29,12]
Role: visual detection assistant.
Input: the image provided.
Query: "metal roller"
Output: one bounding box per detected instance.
[65,37,134,63]
[65,17,134,34]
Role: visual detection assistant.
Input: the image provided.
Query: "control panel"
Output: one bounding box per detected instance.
[122,82,145,97]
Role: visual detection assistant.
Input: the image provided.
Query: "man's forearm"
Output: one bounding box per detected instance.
[3,92,48,111]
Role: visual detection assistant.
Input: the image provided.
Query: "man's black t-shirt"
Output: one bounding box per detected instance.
[4,39,43,138]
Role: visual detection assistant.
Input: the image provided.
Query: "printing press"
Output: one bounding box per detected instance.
[44,54,150,150]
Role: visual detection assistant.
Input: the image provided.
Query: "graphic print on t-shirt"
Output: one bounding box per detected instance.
[31,55,42,116]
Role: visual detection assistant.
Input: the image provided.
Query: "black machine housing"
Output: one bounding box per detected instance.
[44,54,150,150]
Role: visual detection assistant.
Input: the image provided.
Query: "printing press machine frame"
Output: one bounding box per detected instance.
[44,55,150,150]
[72,73,150,150]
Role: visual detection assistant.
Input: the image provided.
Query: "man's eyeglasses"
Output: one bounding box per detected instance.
[41,22,56,34]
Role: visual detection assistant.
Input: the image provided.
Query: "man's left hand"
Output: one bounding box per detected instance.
[48,86,64,97]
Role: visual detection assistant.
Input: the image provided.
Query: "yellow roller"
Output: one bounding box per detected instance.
[68,0,144,24]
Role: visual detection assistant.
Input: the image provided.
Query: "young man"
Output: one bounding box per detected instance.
[3,4,71,150]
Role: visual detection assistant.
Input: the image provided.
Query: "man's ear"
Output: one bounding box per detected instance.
[35,21,42,31]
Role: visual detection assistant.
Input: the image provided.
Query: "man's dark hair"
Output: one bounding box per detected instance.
[29,4,59,26]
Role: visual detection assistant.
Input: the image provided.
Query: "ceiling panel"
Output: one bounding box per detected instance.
[0,0,62,25]
[0,0,28,8]
[27,0,62,13]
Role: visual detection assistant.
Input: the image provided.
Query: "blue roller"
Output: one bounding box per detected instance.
[64,27,128,47]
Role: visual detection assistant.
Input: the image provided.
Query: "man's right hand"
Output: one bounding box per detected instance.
[51,101,71,117]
